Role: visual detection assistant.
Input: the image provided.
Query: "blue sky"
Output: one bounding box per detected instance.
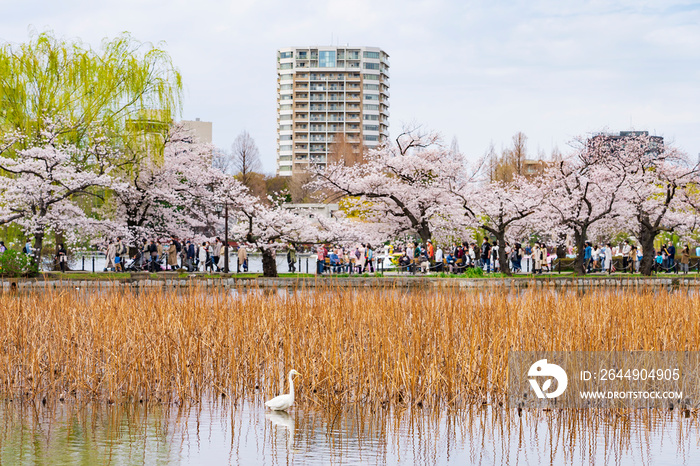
[2,0,699,172]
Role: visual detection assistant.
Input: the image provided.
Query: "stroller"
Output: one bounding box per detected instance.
[123,251,148,272]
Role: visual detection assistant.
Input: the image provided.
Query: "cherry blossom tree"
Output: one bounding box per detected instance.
[616,136,699,275]
[453,176,546,275]
[310,128,469,245]
[224,190,317,277]
[0,129,114,263]
[107,124,228,246]
[543,136,636,275]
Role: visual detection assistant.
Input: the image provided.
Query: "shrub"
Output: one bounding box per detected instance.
[0,249,38,277]
[463,267,484,278]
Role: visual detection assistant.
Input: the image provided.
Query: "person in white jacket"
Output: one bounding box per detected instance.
[604,242,613,274]
[199,242,208,272]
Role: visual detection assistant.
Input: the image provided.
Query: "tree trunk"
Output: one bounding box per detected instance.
[33,231,44,269]
[572,228,587,276]
[261,248,278,277]
[639,225,657,276]
[416,224,431,245]
[53,230,66,271]
[495,231,511,277]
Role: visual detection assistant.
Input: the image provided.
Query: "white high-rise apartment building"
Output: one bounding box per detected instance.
[276,46,390,176]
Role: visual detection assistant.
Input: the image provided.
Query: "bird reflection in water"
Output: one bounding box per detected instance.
[266,410,301,452]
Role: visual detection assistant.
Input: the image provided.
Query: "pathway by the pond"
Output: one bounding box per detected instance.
[3,272,700,291]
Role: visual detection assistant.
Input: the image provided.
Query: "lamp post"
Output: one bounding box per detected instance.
[215,203,230,274]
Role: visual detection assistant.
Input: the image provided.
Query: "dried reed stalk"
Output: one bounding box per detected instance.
[0,285,696,409]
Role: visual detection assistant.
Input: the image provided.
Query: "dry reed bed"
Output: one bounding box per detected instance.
[0,285,698,409]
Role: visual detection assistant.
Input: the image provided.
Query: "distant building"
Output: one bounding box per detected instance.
[589,130,664,156]
[181,118,213,143]
[282,203,340,225]
[276,46,390,176]
[523,159,548,177]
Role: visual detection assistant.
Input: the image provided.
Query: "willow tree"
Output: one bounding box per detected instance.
[0,31,182,259]
[0,31,182,153]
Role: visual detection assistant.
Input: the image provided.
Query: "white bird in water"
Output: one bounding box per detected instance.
[265,369,301,411]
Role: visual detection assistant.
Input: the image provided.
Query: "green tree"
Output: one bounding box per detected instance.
[0,30,182,154]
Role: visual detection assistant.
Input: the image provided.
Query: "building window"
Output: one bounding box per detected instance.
[363,62,379,70]
[364,94,379,100]
[280,74,292,81]
[280,84,293,90]
[279,125,293,131]
[363,84,379,90]
[364,114,379,120]
[363,125,379,132]
[280,135,292,141]
[280,94,292,100]
[279,104,292,110]
[280,51,293,59]
[319,50,337,68]
[280,145,292,151]
[280,114,292,120]
[279,63,292,70]
[280,166,292,171]
[364,135,379,141]
[297,51,307,59]
[363,74,379,80]
[363,104,379,111]
[363,51,380,59]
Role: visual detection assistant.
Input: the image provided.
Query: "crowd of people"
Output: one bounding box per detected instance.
[314,238,698,276]
[5,235,697,275]
[583,240,693,274]
[101,237,250,273]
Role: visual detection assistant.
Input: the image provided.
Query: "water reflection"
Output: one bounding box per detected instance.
[1,401,698,465]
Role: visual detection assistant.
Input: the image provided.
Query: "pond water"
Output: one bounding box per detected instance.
[56,253,399,275]
[1,400,698,465]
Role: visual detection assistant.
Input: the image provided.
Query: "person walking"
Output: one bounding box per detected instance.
[57,243,68,273]
[167,239,179,270]
[147,240,159,272]
[105,241,116,272]
[532,243,542,274]
[435,245,444,272]
[199,242,208,272]
[621,240,631,272]
[156,240,164,270]
[667,241,676,273]
[185,240,196,272]
[287,244,297,272]
[604,243,613,274]
[680,245,690,274]
[212,238,222,272]
[481,238,491,273]
[584,242,592,273]
[238,244,248,273]
[628,244,637,274]
[365,245,374,273]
